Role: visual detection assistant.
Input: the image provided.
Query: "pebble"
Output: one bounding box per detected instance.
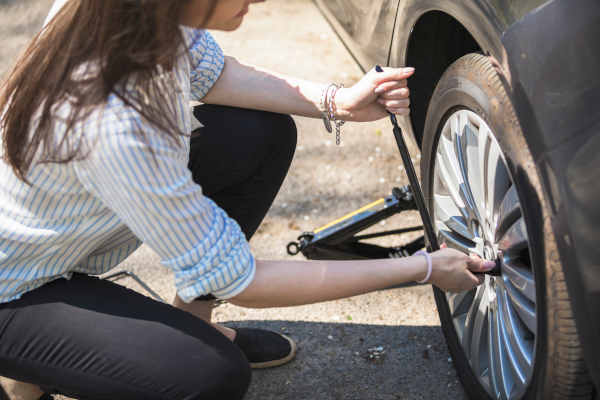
[368,156,374,163]
[328,335,334,340]
[379,177,386,183]
[303,215,310,221]
[366,346,386,362]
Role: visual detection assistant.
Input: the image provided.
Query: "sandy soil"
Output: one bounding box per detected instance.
[0,1,467,399]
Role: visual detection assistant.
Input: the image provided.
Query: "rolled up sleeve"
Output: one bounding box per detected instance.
[185,28,225,102]
[72,110,255,302]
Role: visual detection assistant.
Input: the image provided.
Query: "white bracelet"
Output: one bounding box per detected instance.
[415,250,432,283]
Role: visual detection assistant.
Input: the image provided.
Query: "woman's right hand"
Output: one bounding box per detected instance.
[427,247,497,292]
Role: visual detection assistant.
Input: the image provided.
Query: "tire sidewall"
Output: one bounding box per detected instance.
[420,54,550,400]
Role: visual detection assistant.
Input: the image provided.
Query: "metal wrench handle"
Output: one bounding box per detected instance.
[375,65,439,252]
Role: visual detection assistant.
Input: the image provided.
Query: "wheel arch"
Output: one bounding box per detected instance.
[388,2,509,149]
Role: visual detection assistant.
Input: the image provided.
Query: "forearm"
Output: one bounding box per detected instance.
[228,257,427,309]
[202,56,330,118]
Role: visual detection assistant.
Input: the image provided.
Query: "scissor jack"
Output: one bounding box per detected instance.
[286,185,425,261]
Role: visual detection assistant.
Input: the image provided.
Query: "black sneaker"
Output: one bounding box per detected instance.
[233,328,297,369]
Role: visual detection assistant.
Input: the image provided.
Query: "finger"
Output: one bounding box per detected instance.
[374,80,407,94]
[467,254,496,272]
[378,99,410,108]
[372,67,414,85]
[466,270,482,289]
[387,107,410,116]
[378,87,410,99]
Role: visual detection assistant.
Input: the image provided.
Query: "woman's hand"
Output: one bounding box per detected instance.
[335,66,414,122]
[427,247,497,292]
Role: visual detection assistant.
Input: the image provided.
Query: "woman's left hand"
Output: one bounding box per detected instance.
[335,66,415,122]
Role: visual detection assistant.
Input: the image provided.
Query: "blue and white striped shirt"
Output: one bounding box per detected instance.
[0,25,256,303]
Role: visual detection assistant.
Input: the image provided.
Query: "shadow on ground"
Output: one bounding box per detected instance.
[226,320,466,400]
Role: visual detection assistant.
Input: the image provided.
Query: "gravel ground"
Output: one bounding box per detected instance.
[1,1,467,399]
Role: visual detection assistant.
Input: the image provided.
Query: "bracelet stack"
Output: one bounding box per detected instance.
[319,83,346,145]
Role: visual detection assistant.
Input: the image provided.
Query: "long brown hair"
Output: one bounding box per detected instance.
[0,0,217,183]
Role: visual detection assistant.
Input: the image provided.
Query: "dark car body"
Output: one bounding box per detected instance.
[315,0,600,391]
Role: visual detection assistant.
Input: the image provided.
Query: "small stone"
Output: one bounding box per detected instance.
[379,177,386,183]
[368,156,374,163]
[303,215,310,221]
[281,203,288,208]
[375,147,381,153]
[328,335,334,340]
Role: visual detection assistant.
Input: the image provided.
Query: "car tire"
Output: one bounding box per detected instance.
[420,53,594,400]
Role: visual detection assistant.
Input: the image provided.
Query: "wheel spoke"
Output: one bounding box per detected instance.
[489,293,513,400]
[438,228,476,254]
[498,287,529,387]
[462,284,489,375]
[485,140,511,226]
[455,127,483,226]
[503,258,536,303]
[448,290,475,319]
[434,194,473,240]
[496,185,521,240]
[437,134,467,218]
[504,280,537,334]
[500,284,534,372]
[497,218,528,255]
[461,117,487,225]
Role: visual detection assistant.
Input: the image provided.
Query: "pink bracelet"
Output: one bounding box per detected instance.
[415,250,432,283]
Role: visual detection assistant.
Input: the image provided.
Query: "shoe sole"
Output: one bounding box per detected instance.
[249,334,297,369]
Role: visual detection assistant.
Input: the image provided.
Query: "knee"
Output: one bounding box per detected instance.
[264,112,297,162]
[186,351,251,400]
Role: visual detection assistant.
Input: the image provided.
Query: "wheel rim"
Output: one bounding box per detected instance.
[432,109,537,400]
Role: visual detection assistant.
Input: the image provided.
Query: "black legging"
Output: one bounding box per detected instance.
[0,105,297,400]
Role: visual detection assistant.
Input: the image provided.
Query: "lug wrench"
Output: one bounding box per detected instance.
[375,65,501,275]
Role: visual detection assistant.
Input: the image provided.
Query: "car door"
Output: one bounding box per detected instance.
[314,0,401,71]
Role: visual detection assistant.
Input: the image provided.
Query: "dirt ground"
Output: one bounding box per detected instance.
[1,0,467,399]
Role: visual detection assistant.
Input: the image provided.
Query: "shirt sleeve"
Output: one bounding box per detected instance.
[72,107,255,303]
[185,29,225,101]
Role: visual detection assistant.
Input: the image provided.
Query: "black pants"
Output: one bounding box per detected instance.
[0,105,297,400]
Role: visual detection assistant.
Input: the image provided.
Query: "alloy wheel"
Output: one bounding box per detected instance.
[432,109,537,400]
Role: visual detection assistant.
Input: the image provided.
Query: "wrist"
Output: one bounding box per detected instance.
[333,87,351,120]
